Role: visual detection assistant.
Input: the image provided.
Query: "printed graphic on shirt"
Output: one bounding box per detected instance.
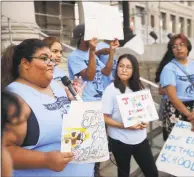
[43,96,70,114]
[53,76,62,81]
[178,74,194,96]
[84,60,103,98]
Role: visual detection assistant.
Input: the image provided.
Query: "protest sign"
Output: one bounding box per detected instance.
[116,89,158,127]
[83,2,124,40]
[123,35,144,55]
[156,121,194,176]
[61,101,109,163]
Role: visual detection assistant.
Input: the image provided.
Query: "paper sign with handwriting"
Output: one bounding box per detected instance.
[116,89,158,127]
[156,121,194,176]
[61,101,109,163]
[83,2,124,40]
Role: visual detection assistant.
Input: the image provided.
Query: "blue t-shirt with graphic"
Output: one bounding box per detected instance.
[160,59,194,101]
[96,41,117,88]
[68,49,105,101]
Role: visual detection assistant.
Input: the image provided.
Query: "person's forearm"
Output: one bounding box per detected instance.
[95,49,103,56]
[102,49,115,76]
[7,146,47,170]
[86,49,96,80]
[104,116,124,129]
[168,96,191,117]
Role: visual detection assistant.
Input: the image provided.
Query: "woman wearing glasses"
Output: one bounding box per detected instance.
[158,34,194,140]
[2,39,94,177]
[102,54,158,177]
[43,37,67,81]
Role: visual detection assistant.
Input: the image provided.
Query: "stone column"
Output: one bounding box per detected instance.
[77,1,85,24]
[184,17,187,36]
[166,12,171,33]
[175,15,179,34]
[1,1,40,50]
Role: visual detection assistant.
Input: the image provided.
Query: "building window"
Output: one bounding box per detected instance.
[179,17,184,33]
[160,12,166,30]
[136,6,145,25]
[187,19,191,37]
[151,15,155,28]
[170,15,176,33]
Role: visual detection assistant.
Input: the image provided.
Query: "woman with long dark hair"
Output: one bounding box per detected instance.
[159,34,194,140]
[155,41,174,140]
[102,54,158,177]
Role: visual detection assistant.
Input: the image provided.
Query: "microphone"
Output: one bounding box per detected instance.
[61,76,83,102]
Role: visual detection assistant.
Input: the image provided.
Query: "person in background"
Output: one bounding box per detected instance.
[68,24,119,176]
[43,36,67,81]
[1,91,22,177]
[68,24,119,101]
[102,54,158,177]
[1,44,17,90]
[96,40,118,88]
[2,38,94,177]
[159,33,194,140]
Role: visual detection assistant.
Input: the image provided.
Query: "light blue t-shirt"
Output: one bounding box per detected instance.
[102,83,147,145]
[96,41,117,88]
[6,81,94,177]
[68,49,105,101]
[160,59,194,101]
[53,66,67,81]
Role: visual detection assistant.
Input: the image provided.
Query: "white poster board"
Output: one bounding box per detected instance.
[116,89,158,127]
[83,2,124,40]
[61,101,109,163]
[123,35,144,55]
[156,121,194,176]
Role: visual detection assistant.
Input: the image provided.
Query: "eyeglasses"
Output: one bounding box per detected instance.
[172,42,186,50]
[28,56,56,65]
[118,65,132,71]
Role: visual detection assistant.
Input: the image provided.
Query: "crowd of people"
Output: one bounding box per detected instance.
[1,22,194,177]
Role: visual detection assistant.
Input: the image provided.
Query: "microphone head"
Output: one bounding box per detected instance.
[61,76,71,86]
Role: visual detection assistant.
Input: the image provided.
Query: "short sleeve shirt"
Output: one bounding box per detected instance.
[102,83,147,145]
[68,49,105,101]
[160,59,194,101]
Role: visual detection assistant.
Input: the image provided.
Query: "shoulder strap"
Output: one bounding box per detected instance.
[171,60,193,84]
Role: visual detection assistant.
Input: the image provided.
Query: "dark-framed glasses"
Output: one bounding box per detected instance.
[172,42,186,50]
[28,56,56,65]
[118,64,132,71]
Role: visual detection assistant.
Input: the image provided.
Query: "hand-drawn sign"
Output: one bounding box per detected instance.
[156,121,194,176]
[61,101,109,163]
[116,89,159,127]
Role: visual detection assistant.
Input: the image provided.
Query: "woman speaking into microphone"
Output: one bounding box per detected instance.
[2,38,94,177]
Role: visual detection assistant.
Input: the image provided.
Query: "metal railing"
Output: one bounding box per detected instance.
[2,14,160,102]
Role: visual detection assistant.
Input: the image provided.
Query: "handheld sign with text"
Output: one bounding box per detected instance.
[83,2,124,40]
[61,101,109,164]
[156,121,194,176]
[116,89,158,127]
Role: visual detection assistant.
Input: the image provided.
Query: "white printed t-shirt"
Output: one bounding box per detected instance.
[102,83,147,145]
